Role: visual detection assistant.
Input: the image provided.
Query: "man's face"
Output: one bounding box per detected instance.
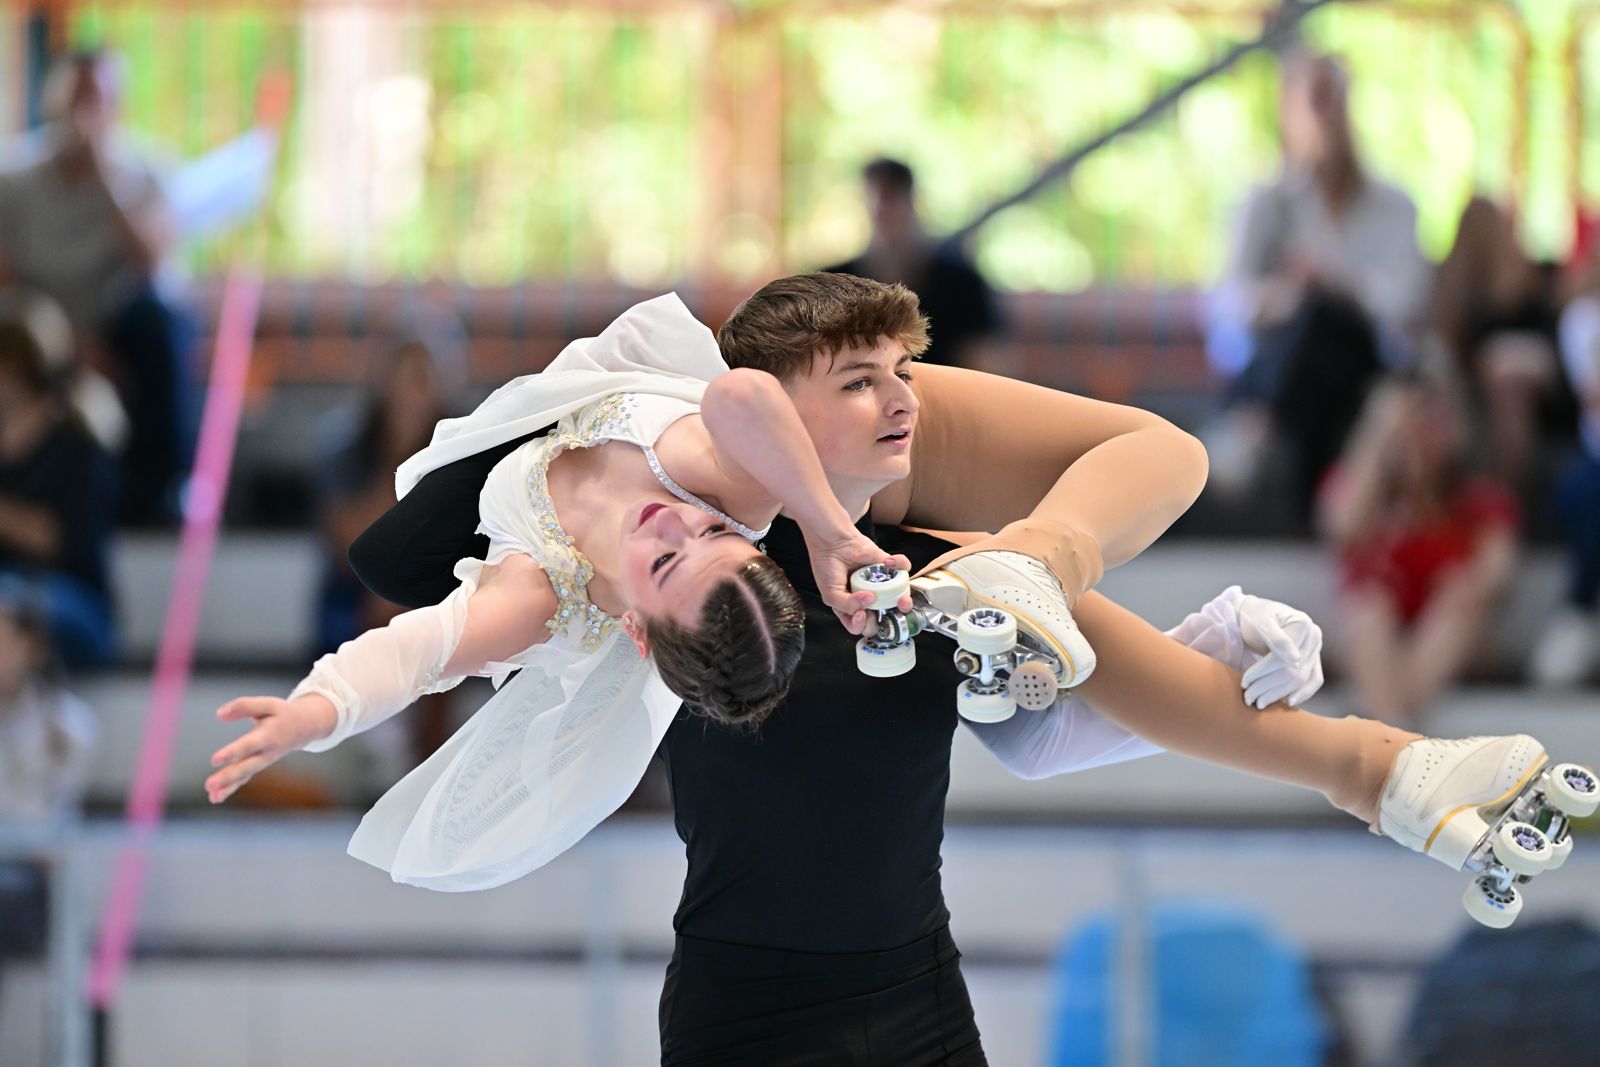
[781,339,919,499]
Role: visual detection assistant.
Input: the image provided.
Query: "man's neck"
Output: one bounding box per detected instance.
[798,478,879,527]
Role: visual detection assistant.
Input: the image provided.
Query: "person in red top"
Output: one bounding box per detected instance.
[1319,376,1520,726]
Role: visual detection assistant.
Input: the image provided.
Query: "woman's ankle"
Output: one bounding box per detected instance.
[1327,716,1423,828]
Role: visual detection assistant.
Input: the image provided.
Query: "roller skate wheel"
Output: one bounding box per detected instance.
[850,565,910,611]
[1463,877,1522,929]
[957,680,1016,723]
[1491,821,1551,877]
[856,637,915,678]
[1548,834,1573,871]
[956,608,1018,655]
[1545,763,1599,819]
[1008,661,1059,711]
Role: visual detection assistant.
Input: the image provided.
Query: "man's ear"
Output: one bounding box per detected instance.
[620,609,651,659]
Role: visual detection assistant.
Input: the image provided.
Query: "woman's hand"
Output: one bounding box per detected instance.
[803,525,913,634]
[205,694,338,804]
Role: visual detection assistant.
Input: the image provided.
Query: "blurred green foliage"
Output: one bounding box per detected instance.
[57,0,1593,290]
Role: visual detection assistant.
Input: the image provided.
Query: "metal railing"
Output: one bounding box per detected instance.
[0,820,92,1067]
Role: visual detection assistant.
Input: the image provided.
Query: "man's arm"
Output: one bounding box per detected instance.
[876,364,1208,571]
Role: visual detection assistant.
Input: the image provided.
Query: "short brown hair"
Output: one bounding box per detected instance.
[645,554,805,730]
[717,272,929,380]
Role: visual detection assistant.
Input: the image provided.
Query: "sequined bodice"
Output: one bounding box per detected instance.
[528,392,770,651]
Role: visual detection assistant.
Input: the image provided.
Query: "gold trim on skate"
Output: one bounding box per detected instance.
[1422,752,1548,855]
[923,569,1080,684]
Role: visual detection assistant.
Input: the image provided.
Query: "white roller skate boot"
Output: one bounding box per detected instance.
[848,553,1096,725]
[1377,735,1598,928]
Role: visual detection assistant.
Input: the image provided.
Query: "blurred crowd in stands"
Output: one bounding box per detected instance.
[0,40,1594,823]
[1203,51,1600,717]
[0,34,1597,1066]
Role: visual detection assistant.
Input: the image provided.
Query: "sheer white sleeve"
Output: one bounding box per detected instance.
[292,582,472,754]
[964,694,1164,781]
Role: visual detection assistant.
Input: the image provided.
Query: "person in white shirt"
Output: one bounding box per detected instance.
[1208,50,1430,519]
[0,48,194,524]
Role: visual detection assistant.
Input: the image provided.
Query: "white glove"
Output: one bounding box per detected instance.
[1167,585,1324,709]
[1235,588,1324,708]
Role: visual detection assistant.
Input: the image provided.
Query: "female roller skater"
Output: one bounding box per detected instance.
[206,295,917,889]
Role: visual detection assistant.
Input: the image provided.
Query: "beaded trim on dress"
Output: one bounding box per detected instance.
[641,446,770,541]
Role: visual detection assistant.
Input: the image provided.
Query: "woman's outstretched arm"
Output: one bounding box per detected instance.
[206,555,557,803]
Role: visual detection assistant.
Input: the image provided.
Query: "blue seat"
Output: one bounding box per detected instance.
[1049,901,1328,1067]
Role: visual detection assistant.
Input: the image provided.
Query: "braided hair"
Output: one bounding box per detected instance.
[645,554,805,730]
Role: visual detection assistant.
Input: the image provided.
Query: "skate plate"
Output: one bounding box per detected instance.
[851,564,1067,721]
[1459,761,1598,928]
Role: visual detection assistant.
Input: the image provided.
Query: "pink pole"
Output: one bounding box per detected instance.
[87,269,262,1010]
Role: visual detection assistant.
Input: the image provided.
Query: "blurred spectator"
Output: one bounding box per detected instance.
[0,581,96,820]
[825,158,1002,370]
[314,312,462,767]
[1318,378,1518,727]
[0,47,195,525]
[1426,197,1570,485]
[1400,919,1600,1066]
[1207,51,1430,519]
[1530,290,1600,686]
[0,292,118,668]
[0,582,97,1007]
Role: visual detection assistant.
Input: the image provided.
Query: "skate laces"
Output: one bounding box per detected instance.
[977,551,1067,601]
[1020,556,1066,598]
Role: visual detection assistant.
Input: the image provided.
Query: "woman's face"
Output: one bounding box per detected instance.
[780,339,919,502]
[617,499,760,642]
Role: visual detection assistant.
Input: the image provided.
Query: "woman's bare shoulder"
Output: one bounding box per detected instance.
[643,413,772,520]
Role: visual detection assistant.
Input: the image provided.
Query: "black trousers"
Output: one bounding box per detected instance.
[1232,289,1383,520]
[660,927,987,1066]
[103,285,198,524]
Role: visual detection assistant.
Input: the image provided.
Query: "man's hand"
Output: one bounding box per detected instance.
[802,525,912,634]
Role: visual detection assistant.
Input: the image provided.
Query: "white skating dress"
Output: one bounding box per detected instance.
[296,294,765,891]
